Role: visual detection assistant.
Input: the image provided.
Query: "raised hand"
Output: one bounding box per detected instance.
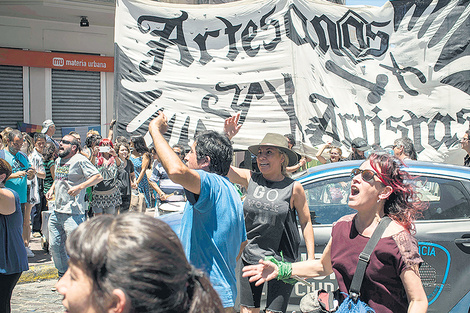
[224,113,242,140]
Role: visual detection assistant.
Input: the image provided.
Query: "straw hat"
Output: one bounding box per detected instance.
[248,133,298,167]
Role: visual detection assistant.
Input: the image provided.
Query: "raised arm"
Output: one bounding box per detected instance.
[223,113,252,187]
[286,157,307,173]
[227,166,251,189]
[316,144,329,164]
[224,113,242,140]
[107,119,115,141]
[149,112,201,195]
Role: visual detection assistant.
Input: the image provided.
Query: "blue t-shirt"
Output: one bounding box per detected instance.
[179,170,246,308]
[0,188,29,274]
[2,149,30,204]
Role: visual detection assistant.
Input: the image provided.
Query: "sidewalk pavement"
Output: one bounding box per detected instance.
[19,208,157,284]
[18,234,57,284]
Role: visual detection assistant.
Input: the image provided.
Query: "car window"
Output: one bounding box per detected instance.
[412,176,470,220]
[303,176,355,225]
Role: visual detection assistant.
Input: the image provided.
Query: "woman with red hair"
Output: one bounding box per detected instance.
[243,152,428,313]
[90,138,122,215]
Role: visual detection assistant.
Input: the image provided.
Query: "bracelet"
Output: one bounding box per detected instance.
[264,256,294,284]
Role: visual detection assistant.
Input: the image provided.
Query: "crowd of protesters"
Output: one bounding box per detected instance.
[2,116,470,313]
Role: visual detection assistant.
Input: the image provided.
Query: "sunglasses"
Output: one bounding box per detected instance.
[60,140,72,145]
[350,168,380,182]
[351,168,389,186]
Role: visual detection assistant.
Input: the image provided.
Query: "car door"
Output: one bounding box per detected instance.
[412,174,470,313]
[290,165,470,313]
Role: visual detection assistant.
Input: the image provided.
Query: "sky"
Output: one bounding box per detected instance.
[346,0,388,7]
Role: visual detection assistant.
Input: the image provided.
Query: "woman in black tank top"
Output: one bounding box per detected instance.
[224,114,315,313]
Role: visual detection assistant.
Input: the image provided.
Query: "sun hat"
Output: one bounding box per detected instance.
[351,137,371,151]
[41,119,55,134]
[248,133,298,166]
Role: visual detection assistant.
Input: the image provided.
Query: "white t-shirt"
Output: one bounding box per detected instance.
[54,153,99,214]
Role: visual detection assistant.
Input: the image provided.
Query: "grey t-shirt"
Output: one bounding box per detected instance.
[54,153,99,214]
[242,172,296,264]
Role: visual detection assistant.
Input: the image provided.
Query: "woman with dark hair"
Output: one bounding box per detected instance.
[114,141,136,213]
[243,153,428,313]
[129,135,151,209]
[55,214,224,313]
[0,158,28,313]
[42,142,57,199]
[224,115,315,313]
[82,133,101,160]
[90,138,122,215]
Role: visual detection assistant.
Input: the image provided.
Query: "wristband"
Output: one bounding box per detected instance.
[264,256,296,285]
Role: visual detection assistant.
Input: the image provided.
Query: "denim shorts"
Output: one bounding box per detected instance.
[239,260,295,313]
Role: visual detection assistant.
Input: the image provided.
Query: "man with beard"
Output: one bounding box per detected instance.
[45,134,102,280]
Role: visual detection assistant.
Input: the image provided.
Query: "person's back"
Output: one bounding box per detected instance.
[149,115,247,310]
[180,169,245,307]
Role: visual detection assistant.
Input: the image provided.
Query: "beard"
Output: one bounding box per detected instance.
[58,147,71,158]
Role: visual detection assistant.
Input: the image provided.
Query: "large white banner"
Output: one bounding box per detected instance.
[114,0,470,163]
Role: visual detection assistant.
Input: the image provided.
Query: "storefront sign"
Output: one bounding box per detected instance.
[0,48,114,72]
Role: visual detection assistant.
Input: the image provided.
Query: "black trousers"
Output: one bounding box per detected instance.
[0,272,22,313]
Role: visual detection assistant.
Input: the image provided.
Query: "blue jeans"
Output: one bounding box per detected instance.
[48,211,85,277]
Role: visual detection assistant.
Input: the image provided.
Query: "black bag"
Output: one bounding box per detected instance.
[278,207,301,262]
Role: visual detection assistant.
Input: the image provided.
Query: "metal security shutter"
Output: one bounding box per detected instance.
[0,65,24,130]
[52,69,101,137]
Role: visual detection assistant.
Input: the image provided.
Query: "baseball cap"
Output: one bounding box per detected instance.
[41,120,55,133]
[351,137,371,151]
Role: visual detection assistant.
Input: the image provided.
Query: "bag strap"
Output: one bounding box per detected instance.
[349,216,392,299]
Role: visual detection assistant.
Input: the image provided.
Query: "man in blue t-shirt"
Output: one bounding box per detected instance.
[1,130,35,206]
[149,113,247,311]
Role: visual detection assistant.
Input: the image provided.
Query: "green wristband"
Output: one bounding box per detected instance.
[264,256,296,285]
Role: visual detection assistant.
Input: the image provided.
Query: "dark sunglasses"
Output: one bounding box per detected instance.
[350,168,378,182]
[60,140,72,145]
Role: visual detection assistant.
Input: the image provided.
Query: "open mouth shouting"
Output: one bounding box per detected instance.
[350,185,360,198]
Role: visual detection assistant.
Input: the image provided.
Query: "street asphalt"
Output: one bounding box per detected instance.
[11,279,64,313]
[18,208,158,284]
[18,233,58,284]
[12,209,158,313]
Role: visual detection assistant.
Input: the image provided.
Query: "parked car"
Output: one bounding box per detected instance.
[159,160,470,313]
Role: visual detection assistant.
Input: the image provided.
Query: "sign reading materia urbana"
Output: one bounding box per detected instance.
[114,0,470,163]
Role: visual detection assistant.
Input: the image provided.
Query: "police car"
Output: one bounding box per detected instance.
[291,160,470,313]
[160,160,470,312]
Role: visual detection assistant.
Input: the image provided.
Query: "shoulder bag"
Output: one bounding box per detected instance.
[300,217,392,313]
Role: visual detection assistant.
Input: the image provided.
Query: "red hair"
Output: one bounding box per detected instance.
[368,153,427,233]
[96,139,115,167]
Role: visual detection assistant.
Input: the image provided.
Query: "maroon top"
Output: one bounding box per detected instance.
[330,214,422,312]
